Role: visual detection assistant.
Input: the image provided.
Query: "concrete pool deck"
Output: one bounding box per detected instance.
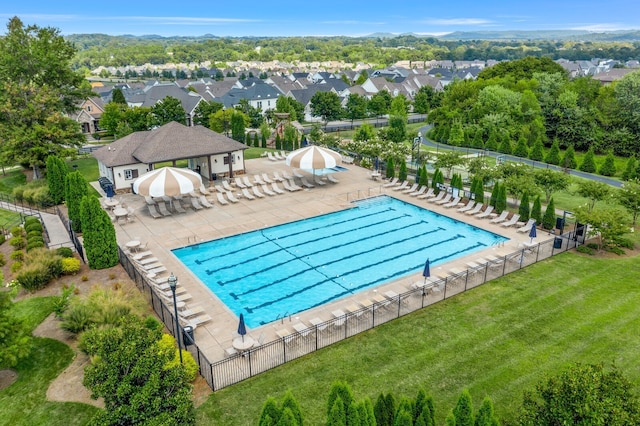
[107,157,554,362]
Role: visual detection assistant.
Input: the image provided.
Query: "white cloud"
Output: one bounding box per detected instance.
[424,18,492,26]
[322,20,385,26]
[571,23,636,32]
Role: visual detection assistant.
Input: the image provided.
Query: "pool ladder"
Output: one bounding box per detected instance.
[276,311,291,324]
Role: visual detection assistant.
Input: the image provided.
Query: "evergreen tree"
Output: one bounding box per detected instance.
[453,389,475,426]
[445,411,457,426]
[471,130,484,149]
[278,408,298,426]
[0,289,31,368]
[359,398,377,426]
[497,136,512,155]
[327,381,354,421]
[475,397,500,426]
[542,197,556,230]
[419,165,429,186]
[80,195,119,269]
[579,147,597,173]
[261,131,267,148]
[386,158,395,179]
[484,131,498,151]
[399,160,408,182]
[111,87,126,104]
[327,398,346,426]
[544,139,561,165]
[514,134,529,158]
[281,390,303,426]
[374,393,396,426]
[245,132,250,145]
[599,151,617,177]
[529,138,545,162]
[45,155,68,205]
[259,397,281,426]
[432,169,444,194]
[496,182,508,214]
[489,182,500,207]
[621,155,637,181]
[275,133,282,150]
[531,195,542,224]
[473,177,485,205]
[395,410,413,426]
[65,171,89,232]
[560,145,577,169]
[519,192,531,222]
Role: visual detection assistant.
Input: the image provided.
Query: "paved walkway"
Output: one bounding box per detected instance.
[0,200,73,248]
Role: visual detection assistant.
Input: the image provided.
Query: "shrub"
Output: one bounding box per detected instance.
[10,261,23,273]
[10,226,23,237]
[26,240,46,252]
[53,285,76,317]
[27,230,43,239]
[598,151,617,177]
[576,245,594,255]
[25,223,43,234]
[613,237,635,250]
[0,234,5,245]
[587,242,600,250]
[607,246,626,255]
[15,264,51,291]
[61,257,81,275]
[0,253,5,267]
[9,236,25,250]
[81,275,88,282]
[10,250,24,261]
[61,303,94,333]
[579,147,597,173]
[56,247,74,258]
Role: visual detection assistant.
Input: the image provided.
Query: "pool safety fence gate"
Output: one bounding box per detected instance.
[119,231,579,392]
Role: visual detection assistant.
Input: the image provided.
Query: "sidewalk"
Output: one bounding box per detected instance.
[0,200,73,249]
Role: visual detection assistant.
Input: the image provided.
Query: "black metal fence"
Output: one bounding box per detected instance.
[119,225,579,391]
[0,193,53,245]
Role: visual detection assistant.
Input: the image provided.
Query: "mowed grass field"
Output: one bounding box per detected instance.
[196,252,640,425]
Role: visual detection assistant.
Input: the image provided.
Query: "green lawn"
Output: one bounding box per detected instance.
[196,252,640,425]
[0,296,99,426]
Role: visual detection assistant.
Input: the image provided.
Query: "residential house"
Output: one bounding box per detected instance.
[216,81,281,114]
[71,97,105,139]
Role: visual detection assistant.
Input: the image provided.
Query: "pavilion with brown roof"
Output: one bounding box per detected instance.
[92,121,248,192]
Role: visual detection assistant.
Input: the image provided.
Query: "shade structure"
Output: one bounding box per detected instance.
[285,145,342,171]
[237,313,247,342]
[132,167,202,197]
[422,258,430,283]
[529,221,537,242]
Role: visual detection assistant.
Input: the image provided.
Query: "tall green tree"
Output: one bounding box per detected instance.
[542,197,556,230]
[533,168,570,204]
[495,184,507,214]
[579,146,597,173]
[621,155,637,181]
[531,195,542,224]
[151,95,186,126]
[193,100,223,127]
[386,114,407,143]
[82,315,195,425]
[413,86,435,114]
[560,144,577,169]
[475,397,500,426]
[45,155,68,205]
[386,157,395,179]
[617,178,640,226]
[489,182,500,207]
[528,138,545,162]
[398,159,408,182]
[575,180,612,211]
[519,192,530,222]
[520,363,640,426]
[453,389,475,426]
[0,17,89,178]
[368,90,392,120]
[434,151,465,179]
[0,289,32,367]
[514,134,529,158]
[259,397,281,426]
[497,135,512,154]
[598,150,617,176]
[80,195,119,269]
[310,91,342,128]
[111,88,126,104]
[544,138,561,165]
[344,93,368,123]
[64,171,89,232]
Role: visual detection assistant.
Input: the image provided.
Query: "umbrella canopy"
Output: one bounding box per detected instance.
[237,313,247,342]
[529,221,537,242]
[285,145,342,170]
[422,259,431,278]
[105,184,115,199]
[132,167,202,197]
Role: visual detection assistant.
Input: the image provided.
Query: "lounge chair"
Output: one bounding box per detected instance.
[393,181,410,191]
[267,152,278,161]
[173,200,187,214]
[133,250,152,261]
[214,184,226,193]
[242,176,254,187]
[222,180,234,192]
[382,177,399,188]
[402,183,419,194]
[490,211,510,224]
[457,200,475,213]
[199,185,211,195]
[272,172,285,182]
[517,218,536,233]
[427,191,446,203]
[314,177,326,186]
[178,305,205,319]
[261,173,274,183]
[282,171,294,180]
[280,150,288,159]
[443,196,461,208]
[252,332,266,348]
[417,188,435,199]
[216,192,230,205]
[410,186,428,197]
[436,194,453,205]
[475,205,494,218]
[156,201,172,216]
[234,177,247,188]
[253,174,266,185]
[251,186,266,198]
[300,177,315,188]
[271,182,286,194]
[261,184,276,196]
[199,195,214,208]
[241,188,256,200]
[464,203,484,215]
[293,170,305,179]
[326,174,339,184]
[282,179,300,192]
[223,191,237,203]
[500,213,521,227]
[274,151,284,160]
[144,196,156,205]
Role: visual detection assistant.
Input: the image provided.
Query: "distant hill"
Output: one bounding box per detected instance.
[435,30,640,41]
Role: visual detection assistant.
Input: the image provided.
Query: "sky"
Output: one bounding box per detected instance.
[2,1,639,38]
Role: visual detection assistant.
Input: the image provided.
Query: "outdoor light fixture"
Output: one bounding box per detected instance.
[167,273,183,364]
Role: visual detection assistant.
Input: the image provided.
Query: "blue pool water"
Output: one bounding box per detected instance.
[172,196,507,328]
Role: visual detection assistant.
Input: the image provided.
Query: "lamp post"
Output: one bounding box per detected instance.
[168,273,183,364]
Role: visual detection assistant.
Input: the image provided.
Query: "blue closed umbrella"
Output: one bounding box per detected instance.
[237,313,247,342]
[422,258,430,283]
[529,221,537,242]
[105,184,115,199]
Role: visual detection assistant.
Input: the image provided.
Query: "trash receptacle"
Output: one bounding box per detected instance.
[212,173,217,181]
[183,325,194,346]
[553,237,563,249]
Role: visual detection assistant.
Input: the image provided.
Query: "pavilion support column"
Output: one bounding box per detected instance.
[228,152,233,178]
[207,156,213,184]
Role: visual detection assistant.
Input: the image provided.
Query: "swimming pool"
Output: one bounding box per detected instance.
[172,196,507,328]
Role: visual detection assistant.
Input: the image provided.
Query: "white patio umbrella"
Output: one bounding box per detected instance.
[285,145,342,172]
[132,167,203,197]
